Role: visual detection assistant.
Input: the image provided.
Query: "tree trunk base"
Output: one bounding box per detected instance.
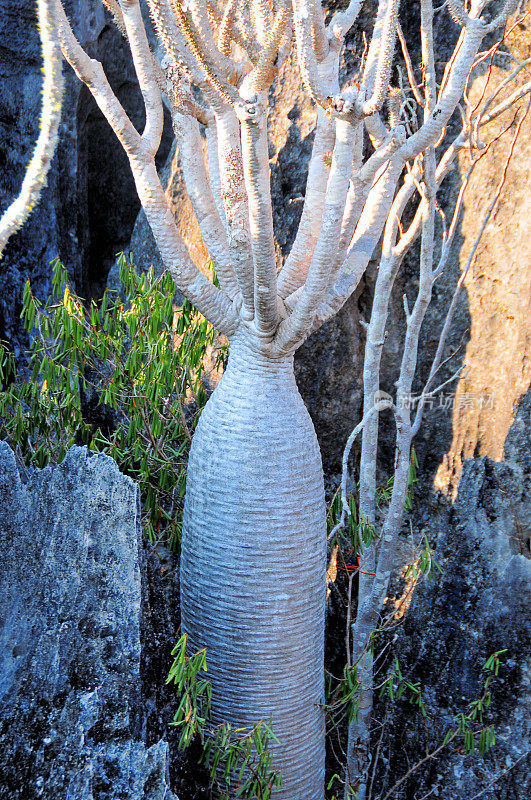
[181,339,326,800]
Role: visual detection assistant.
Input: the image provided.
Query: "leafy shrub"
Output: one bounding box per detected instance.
[0,254,225,547]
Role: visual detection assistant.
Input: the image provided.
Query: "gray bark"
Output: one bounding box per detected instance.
[180,333,327,799]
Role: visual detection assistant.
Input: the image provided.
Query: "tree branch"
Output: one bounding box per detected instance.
[237,93,279,333]
[120,0,164,155]
[52,0,142,155]
[400,17,487,159]
[53,0,238,334]
[0,0,64,260]
[329,0,364,43]
[215,108,255,318]
[245,0,292,93]
[314,155,404,329]
[172,111,240,299]
[274,92,362,353]
[361,0,401,118]
[277,108,336,299]
[293,0,331,107]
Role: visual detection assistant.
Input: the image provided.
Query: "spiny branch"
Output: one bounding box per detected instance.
[168,0,240,104]
[0,0,64,260]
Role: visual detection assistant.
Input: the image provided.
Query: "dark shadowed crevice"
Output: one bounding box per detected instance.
[75,23,172,301]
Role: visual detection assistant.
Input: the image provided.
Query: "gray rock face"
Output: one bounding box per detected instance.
[0,0,171,355]
[0,443,178,800]
[371,395,531,799]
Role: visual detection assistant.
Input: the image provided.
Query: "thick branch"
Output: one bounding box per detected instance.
[313,155,405,328]
[237,95,279,333]
[309,0,329,61]
[400,18,487,159]
[102,0,127,36]
[251,0,274,46]
[278,43,340,298]
[218,0,238,56]
[293,0,330,106]
[245,0,291,93]
[329,0,363,42]
[361,0,401,118]
[52,0,142,155]
[215,109,255,317]
[172,112,240,299]
[204,122,229,236]
[120,0,164,155]
[486,0,520,33]
[130,157,238,334]
[274,97,360,353]
[334,125,404,274]
[277,108,336,299]
[53,0,237,334]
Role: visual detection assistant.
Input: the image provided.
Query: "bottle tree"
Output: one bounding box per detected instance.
[1,1,526,797]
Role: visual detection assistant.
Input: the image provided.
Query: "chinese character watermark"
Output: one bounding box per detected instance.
[375,391,496,412]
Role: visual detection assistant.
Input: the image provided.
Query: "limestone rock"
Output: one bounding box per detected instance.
[371,397,531,799]
[0,443,178,800]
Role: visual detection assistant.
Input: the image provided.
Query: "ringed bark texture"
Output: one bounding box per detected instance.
[180,336,326,800]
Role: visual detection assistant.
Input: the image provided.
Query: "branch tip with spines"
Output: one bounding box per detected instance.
[446,0,469,28]
[167,0,239,105]
[102,0,128,37]
[218,0,237,56]
[245,0,292,93]
[293,0,330,108]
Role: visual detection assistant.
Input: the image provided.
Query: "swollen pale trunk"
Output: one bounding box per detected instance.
[180,335,326,799]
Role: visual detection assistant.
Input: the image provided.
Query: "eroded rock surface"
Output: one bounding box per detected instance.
[371,393,531,799]
[434,20,531,496]
[0,443,178,800]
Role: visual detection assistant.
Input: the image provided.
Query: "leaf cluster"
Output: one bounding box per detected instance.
[325,664,362,726]
[167,635,282,799]
[404,535,443,583]
[328,449,419,557]
[443,649,508,757]
[203,720,282,800]
[378,650,507,762]
[380,657,427,717]
[327,491,378,555]
[0,254,224,548]
[167,634,212,749]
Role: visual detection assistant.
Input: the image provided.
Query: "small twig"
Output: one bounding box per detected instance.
[379,730,458,800]
[413,98,530,435]
[397,22,425,107]
[467,753,530,800]
[367,710,389,800]
[176,390,193,443]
